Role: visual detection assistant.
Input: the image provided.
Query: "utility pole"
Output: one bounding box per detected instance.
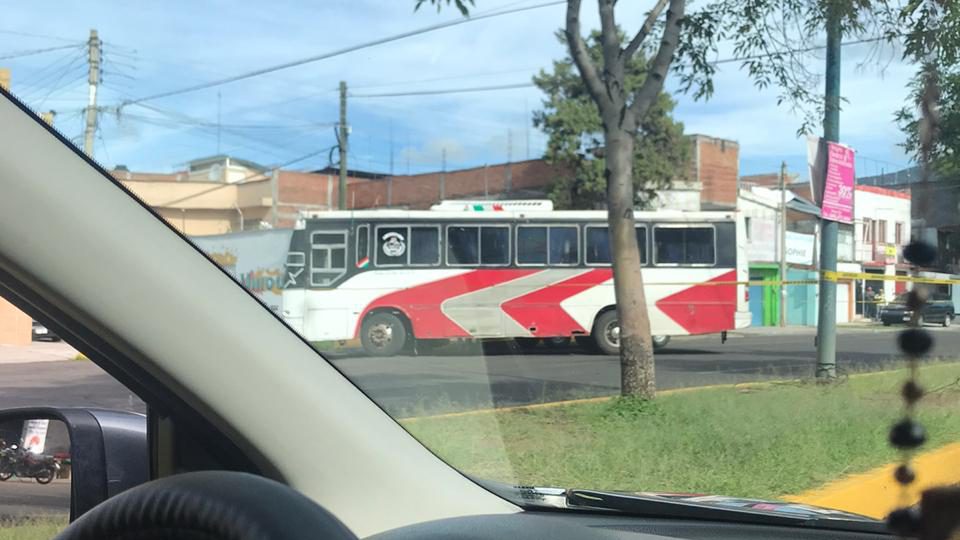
[216,91,222,155]
[524,98,530,160]
[505,129,513,193]
[815,9,841,380]
[388,121,394,207]
[83,29,101,157]
[338,81,348,210]
[779,161,788,328]
[440,147,447,200]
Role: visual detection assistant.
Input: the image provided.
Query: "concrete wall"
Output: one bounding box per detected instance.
[0,296,30,346]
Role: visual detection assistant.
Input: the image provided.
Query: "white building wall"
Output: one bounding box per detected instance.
[853,186,911,304]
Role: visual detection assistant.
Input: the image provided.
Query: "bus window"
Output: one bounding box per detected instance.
[517,226,547,265]
[654,226,715,266]
[636,226,647,263]
[356,225,369,266]
[310,230,347,286]
[448,226,479,265]
[586,226,611,264]
[585,226,646,264]
[685,228,714,264]
[480,226,509,265]
[376,226,408,266]
[549,226,579,265]
[411,227,440,266]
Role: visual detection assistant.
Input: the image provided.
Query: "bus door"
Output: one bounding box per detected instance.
[302,229,350,340]
[281,229,308,335]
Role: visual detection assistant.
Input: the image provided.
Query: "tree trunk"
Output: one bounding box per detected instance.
[605,128,656,399]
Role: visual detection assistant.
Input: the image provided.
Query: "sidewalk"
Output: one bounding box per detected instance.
[731,320,887,337]
[0,342,79,364]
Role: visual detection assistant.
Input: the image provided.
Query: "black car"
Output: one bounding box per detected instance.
[879,292,955,327]
[31,320,60,342]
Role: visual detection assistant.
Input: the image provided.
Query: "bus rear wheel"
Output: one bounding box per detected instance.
[592,311,620,355]
[592,311,670,355]
[360,312,408,357]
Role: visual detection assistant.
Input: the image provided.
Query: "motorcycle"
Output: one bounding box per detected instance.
[0,445,59,484]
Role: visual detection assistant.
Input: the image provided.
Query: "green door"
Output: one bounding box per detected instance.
[749,266,780,326]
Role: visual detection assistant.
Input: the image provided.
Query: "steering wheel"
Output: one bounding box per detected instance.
[54,470,360,540]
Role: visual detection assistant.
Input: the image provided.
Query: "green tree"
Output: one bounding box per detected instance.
[418,0,935,400]
[533,31,690,210]
[895,3,960,177]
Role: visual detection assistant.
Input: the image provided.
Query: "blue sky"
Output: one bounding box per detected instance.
[1,0,917,179]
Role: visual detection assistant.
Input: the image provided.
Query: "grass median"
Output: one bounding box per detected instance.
[403,362,960,501]
[0,516,67,539]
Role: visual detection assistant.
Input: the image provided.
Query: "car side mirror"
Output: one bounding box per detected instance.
[0,408,147,522]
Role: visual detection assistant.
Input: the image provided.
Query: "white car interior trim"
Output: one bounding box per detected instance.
[0,92,518,537]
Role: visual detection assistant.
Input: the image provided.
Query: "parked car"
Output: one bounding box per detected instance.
[31,320,60,342]
[879,292,955,327]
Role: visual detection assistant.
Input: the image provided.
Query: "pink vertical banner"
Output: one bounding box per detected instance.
[820,141,855,224]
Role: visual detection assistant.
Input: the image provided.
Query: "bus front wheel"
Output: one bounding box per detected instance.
[361,312,408,357]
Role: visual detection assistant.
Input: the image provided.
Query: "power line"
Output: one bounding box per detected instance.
[349,66,541,91]
[347,38,894,99]
[0,44,83,61]
[35,71,87,108]
[118,0,565,107]
[351,82,535,98]
[0,28,83,43]
[158,147,336,207]
[112,102,331,160]
[13,49,87,95]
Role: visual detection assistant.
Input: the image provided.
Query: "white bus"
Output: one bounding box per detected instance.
[281,203,750,356]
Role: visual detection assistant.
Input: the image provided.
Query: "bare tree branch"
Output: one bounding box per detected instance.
[566,0,610,109]
[598,0,626,108]
[623,0,669,61]
[627,0,685,124]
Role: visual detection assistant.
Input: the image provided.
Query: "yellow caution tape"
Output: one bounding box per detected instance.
[820,270,960,285]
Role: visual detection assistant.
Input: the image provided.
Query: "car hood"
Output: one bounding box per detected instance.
[882,303,907,310]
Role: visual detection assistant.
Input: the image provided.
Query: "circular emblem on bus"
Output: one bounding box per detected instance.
[382,232,406,257]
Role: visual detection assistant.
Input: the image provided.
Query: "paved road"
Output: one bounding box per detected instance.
[0,478,69,520]
[330,326,960,416]
[1,327,958,419]
[0,360,145,413]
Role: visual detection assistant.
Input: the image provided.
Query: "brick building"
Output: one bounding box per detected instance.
[690,134,740,209]
[111,134,742,238]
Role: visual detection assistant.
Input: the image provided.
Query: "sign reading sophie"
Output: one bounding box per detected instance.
[807,136,855,224]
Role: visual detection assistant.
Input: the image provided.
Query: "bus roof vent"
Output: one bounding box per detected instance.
[429,200,554,212]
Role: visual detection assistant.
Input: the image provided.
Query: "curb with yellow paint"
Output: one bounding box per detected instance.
[787,442,960,518]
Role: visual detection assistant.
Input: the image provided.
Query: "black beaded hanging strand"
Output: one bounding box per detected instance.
[886,13,942,536]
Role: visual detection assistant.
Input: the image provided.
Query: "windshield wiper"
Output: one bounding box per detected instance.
[475,480,887,534]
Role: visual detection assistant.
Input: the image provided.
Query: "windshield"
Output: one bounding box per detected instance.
[3,0,958,530]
